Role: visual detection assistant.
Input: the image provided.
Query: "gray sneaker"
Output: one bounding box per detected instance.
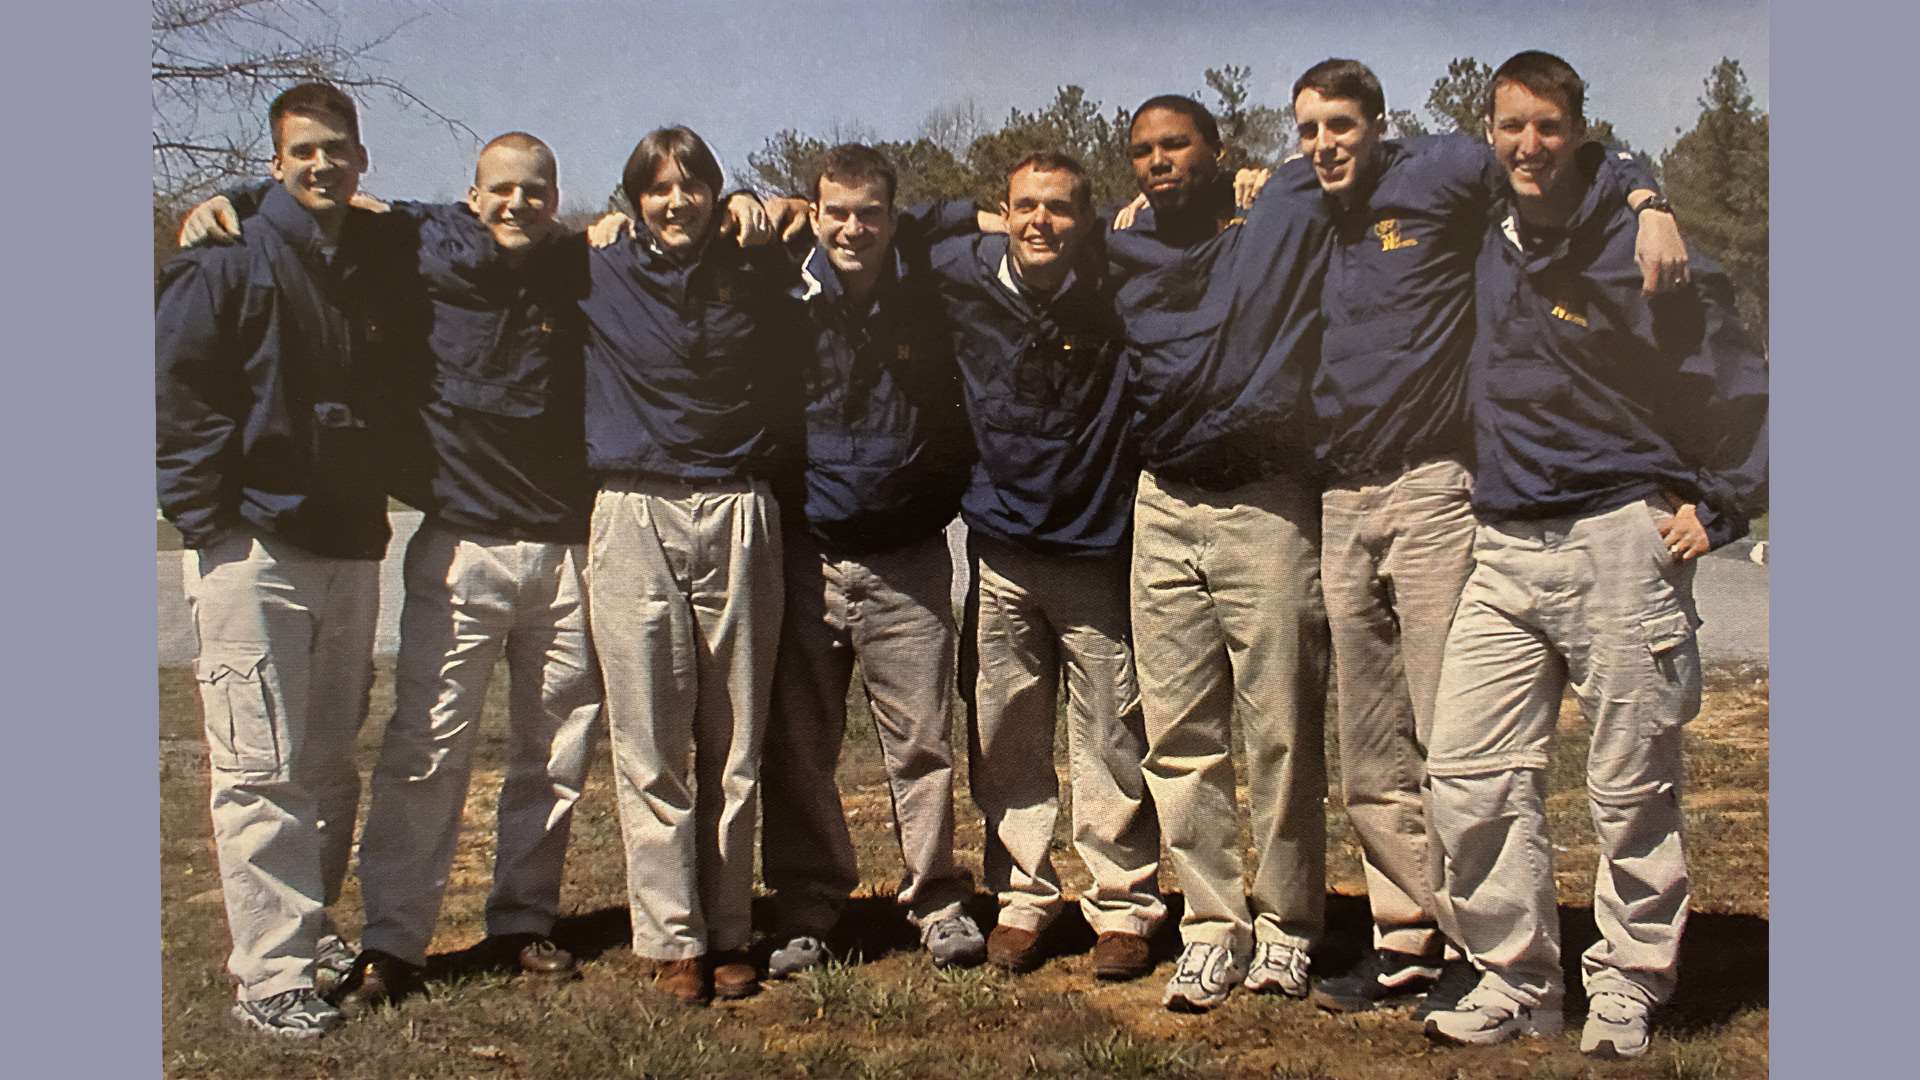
[1580,991,1652,1059]
[1243,940,1311,997]
[231,988,345,1039]
[312,933,357,995]
[1424,984,1564,1047]
[1161,942,1246,1012]
[768,934,831,979]
[923,914,986,969]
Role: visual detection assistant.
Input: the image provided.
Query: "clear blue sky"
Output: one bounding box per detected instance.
[269,0,1767,211]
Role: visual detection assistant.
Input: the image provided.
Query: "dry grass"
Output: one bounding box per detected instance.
[159,661,1769,1079]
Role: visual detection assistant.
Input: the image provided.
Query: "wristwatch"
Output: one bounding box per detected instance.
[1632,194,1674,217]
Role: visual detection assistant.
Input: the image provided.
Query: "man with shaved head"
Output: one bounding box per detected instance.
[332,129,605,1011]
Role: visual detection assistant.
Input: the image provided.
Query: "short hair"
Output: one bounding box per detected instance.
[1291,58,1386,121]
[621,126,724,213]
[269,82,360,151]
[812,143,897,206]
[1486,50,1587,127]
[476,131,558,188]
[1128,95,1220,149]
[1006,150,1093,214]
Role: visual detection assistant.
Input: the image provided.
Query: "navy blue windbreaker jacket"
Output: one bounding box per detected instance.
[1317,135,1663,480]
[923,217,1137,557]
[778,242,970,555]
[214,184,597,542]
[1107,159,1333,489]
[1469,147,1769,548]
[379,203,595,542]
[580,230,797,482]
[156,185,392,559]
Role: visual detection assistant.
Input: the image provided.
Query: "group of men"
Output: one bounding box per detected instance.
[158,47,1767,1064]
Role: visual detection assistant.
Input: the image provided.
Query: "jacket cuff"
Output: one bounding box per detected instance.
[1694,499,1747,551]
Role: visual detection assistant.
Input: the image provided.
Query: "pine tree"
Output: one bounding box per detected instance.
[1660,59,1769,343]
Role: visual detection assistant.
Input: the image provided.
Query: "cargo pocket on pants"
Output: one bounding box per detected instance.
[196,647,285,777]
[1641,609,1702,729]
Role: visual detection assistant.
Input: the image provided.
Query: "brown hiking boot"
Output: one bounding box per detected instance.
[652,958,709,1005]
[712,949,760,999]
[1091,931,1153,981]
[986,925,1043,973]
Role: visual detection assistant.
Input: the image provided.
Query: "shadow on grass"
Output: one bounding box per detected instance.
[435,888,1764,1029]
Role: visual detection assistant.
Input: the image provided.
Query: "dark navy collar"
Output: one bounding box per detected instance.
[256,184,369,270]
[798,243,901,310]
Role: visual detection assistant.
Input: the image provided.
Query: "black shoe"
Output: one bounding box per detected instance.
[332,949,421,1016]
[1412,959,1480,1020]
[1310,948,1442,1012]
[485,933,577,979]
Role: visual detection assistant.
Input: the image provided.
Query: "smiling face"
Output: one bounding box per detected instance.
[1488,80,1586,211]
[1128,106,1220,214]
[637,157,715,258]
[466,143,560,255]
[269,110,367,224]
[1001,163,1092,287]
[1293,88,1384,202]
[810,173,896,282]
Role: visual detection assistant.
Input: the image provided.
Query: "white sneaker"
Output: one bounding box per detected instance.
[1161,942,1246,1012]
[1581,991,1652,1059]
[1424,984,1565,1046]
[1243,940,1311,998]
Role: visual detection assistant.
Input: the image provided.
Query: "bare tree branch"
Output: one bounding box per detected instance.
[151,0,473,204]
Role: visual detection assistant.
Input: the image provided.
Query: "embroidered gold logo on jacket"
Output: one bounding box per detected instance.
[1549,302,1589,328]
[897,343,911,361]
[1375,218,1419,252]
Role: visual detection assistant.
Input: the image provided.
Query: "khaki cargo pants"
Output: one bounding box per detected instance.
[1428,497,1701,1009]
[186,529,378,1000]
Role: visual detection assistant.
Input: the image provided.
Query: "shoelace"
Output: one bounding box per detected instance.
[1175,946,1216,980]
[1256,943,1308,981]
[1590,993,1642,1023]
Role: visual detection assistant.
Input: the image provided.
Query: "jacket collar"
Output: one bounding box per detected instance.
[797,243,900,310]
[1500,142,1612,270]
[256,184,364,270]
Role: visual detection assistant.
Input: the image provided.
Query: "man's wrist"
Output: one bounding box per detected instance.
[1632,193,1675,219]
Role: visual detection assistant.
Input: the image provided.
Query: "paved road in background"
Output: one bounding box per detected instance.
[158,512,1769,667]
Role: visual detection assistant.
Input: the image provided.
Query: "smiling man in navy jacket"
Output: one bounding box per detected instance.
[923,153,1166,984]
[157,82,387,1039]
[1286,59,1684,1018]
[1105,95,1333,1013]
[757,144,985,977]
[1420,52,1767,1059]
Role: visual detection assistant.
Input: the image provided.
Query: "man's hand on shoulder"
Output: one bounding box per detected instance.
[720,192,772,247]
[1234,167,1271,209]
[177,195,241,248]
[766,196,811,242]
[1111,194,1148,231]
[1631,193,1689,297]
[587,211,633,249]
